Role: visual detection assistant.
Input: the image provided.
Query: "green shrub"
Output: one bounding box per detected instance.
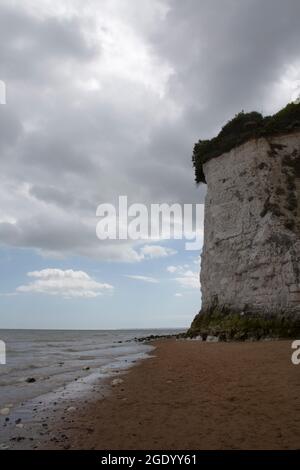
[193,102,300,184]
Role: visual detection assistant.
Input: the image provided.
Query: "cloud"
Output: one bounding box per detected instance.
[167,263,190,273]
[125,275,158,283]
[16,268,113,298]
[167,265,177,273]
[1,0,300,262]
[140,244,176,259]
[174,292,182,297]
[166,263,199,289]
[174,270,199,289]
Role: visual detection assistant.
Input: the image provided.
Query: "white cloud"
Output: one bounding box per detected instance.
[125,274,158,283]
[175,270,199,289]
[175,292,182,297]
[16,268,113,298]
[167,265,178,273]
[166,262,200,290]
[140,244,177,259]
[166,263,190,273]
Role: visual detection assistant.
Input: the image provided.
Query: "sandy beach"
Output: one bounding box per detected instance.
[34,338,300,450]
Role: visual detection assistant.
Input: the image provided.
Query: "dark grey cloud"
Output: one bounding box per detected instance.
[0,106,22,149]
[155,0,300,124]
[0,0,300,260]
[0,3,99,83]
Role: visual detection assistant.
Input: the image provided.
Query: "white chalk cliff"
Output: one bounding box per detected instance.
[201,131,300,315]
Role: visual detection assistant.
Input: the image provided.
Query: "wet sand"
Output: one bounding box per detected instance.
[4,339,300,450]
[48,339,300,450]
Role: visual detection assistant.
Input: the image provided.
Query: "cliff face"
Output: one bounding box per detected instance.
[201,131,300,316]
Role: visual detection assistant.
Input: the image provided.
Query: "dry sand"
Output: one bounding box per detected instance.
[47,338,300,450]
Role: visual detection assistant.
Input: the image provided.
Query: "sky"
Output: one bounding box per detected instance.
[1,0,300,329]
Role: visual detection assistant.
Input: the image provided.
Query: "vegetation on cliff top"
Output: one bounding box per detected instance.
[193,101,300,184]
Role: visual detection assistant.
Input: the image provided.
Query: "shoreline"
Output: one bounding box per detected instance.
[2,338,300,450]
[0,341,155,450]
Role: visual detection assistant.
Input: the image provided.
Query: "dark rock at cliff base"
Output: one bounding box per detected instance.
[187,308,300,341]
[134,333,186,343]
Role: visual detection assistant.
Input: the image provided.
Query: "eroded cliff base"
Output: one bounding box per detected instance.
[187,307,300,341]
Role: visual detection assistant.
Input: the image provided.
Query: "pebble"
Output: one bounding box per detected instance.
[0,444,9,450]
[66,406,76,412]
[25,377,36,383]
[206,335,219,342]
[111,378,124,387]
[0,408,10,416]
[195,335,203,341]
[16,423,24,429]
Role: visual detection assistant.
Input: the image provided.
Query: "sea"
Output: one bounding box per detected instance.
[0,329,183,409]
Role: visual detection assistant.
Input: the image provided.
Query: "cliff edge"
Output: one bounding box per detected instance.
[189,102,300,340]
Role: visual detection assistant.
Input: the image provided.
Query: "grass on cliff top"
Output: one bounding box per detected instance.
[193,101,300,184]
